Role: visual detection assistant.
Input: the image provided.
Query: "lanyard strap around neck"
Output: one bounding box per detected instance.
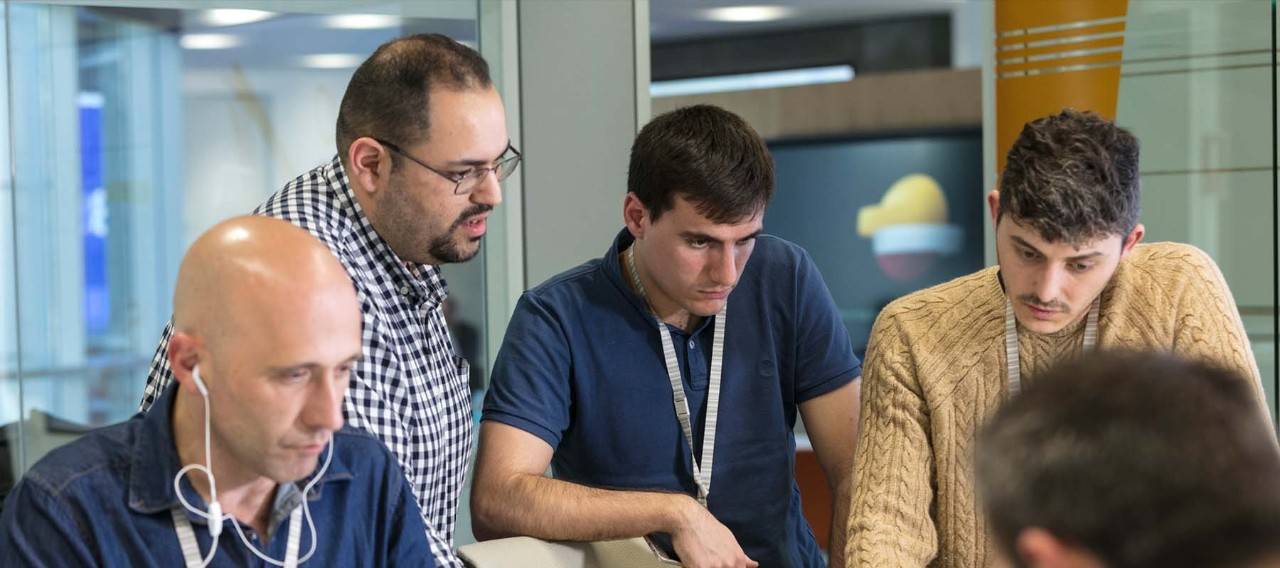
[172,504,303,568]
[627,245,723,506]
[1004,296,1100,398]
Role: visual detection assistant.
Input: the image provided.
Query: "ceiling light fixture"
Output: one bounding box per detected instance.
[300,53,363,69]
[325,14,402,29]
[180,34,241,50]
[203,9,274,26]
[650,65,854,97]
[703,5,794,23]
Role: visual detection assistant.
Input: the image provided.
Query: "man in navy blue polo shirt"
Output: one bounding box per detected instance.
[473,105,861,568]
[0,217,431,566]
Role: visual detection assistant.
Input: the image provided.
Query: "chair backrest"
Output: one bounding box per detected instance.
[458,536,682,568]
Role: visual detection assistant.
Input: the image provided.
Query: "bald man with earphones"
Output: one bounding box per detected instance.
[0,216,432,567]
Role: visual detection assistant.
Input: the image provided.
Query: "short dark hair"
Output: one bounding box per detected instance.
[977,351,1280,568]
[999,108,1140,245]
[335,34,491,162]
[627,104,774,223]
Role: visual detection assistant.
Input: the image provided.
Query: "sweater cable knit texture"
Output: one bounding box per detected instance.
[846,242,1271,568]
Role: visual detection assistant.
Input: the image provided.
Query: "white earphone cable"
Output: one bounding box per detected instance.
[172,365,330,566]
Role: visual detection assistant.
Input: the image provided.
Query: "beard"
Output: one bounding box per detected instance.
[380,173,492,265]
[427,203,493,264]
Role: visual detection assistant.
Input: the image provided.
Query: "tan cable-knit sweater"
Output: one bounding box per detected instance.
[845,242,1271,568]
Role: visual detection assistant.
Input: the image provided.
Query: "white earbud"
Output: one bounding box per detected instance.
[191,364,209,397]
[187,365,221,540]
[173,363,330,566]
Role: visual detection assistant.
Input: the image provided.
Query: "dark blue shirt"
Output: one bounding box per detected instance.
[0,384,432,567]
[484,230,859,568]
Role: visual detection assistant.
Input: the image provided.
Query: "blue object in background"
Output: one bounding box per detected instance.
[80,92,109,335]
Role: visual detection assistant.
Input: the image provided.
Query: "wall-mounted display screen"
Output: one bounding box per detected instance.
[766,129,985,357]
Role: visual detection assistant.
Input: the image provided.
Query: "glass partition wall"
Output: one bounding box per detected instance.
[0,2,507,523]
[990,0,1279,424]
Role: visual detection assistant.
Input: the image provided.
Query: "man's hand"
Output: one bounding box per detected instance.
[668,495,758,568]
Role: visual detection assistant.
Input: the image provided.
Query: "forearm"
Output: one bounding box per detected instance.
[798,378,861,567]
[473,471,694,542]
[828,471,851,567]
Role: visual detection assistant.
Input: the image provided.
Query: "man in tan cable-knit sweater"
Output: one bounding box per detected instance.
[845,109,1275,568]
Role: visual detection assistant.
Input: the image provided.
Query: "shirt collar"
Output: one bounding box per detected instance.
[327,155,449,309]
[604,229,650,320]
[127,383,354,519]
[603,228,715,338]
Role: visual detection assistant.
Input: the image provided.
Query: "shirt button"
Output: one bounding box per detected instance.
[688,339,695,349]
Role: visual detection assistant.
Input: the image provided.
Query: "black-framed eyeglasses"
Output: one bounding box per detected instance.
[374,137,521,195]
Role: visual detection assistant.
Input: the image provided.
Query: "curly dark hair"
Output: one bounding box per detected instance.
[627,105,774,224]
[999,109,1140,245]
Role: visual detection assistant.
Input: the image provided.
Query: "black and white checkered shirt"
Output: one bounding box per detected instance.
[140,156,472,567]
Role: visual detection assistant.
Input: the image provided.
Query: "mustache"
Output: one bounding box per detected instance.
[1018,295,1068,312]
[451,204,493,229]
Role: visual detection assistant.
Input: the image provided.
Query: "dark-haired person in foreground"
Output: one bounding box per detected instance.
[846,109,1274,568]
[977,352,1280,568]
[138,34,517,567]
[473,105,861,568]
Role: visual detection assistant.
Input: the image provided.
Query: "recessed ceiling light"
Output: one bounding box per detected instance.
[180,34,240,50]
[300,54,363,69]
[326,14,402,29]
[704,5,794,23]
[203,9,274,26]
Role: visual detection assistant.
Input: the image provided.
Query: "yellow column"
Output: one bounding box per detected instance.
[994,0,1129,172]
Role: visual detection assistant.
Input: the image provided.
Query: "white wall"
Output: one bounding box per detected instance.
[518,0,647,286]
[182,67,354,245]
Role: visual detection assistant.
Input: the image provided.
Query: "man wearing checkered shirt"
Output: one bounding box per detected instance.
[138,34,518,567]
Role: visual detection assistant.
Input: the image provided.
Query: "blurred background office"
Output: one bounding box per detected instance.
[0,0,1275,554]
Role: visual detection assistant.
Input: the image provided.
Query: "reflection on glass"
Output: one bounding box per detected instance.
[1116,0,1276,418]
[0,3,481,485]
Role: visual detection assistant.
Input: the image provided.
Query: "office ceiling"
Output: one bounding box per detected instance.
[650,0,961,43]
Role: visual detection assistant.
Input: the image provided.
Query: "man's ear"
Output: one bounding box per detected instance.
[167,331,203,396]
[622,193,649,240]
[346,137,393,197]
[1120,223,1145,258]
[988,189,1001,230]
[1015,527,1106,568]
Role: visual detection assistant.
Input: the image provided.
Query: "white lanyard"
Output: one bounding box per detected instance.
[172,505,303,568]
[627,246,724,506]
[1004,296,1101,397]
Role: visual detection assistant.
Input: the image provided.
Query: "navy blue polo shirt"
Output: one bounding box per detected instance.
[484,229,859,567]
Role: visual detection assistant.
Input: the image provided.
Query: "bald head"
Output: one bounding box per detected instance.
[167,216,363,487]
[173,216,355,349]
